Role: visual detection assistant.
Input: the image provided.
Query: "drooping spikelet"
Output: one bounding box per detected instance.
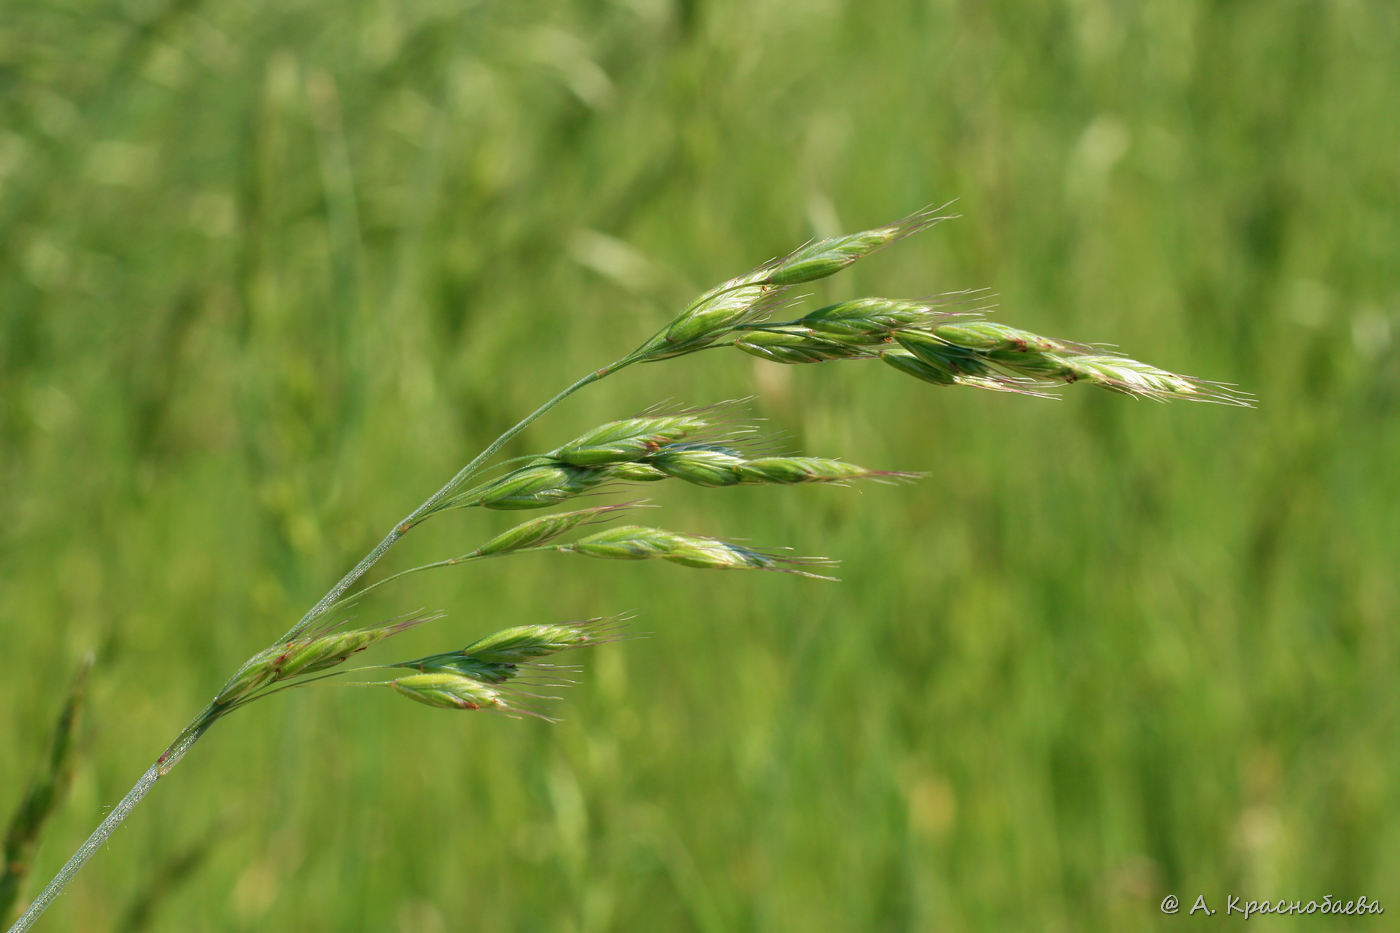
[897,325,1253,404]
[389,673,508,712]
[645,446,913,487]
[394,616,628,685]
[732,328,875,364]
[451,464,612,510]
[758,205,956,286]
[548,415,712,466]
[213,618,429,707]
[469,505,634,557]
[560,525,836,578]
[630,207,957,362]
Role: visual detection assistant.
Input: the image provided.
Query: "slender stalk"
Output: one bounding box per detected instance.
[282,360,630,641]
[5,770,157,933]
[324,551,505,613]
[6,707,216,933]
[7,357,635,933]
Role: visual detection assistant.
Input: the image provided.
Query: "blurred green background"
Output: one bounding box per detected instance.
[3,0,1398,930]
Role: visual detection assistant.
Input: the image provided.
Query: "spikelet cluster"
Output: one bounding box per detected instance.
[205,208,1249,736]
[386,617,625,717]
[222,208,1245,721]
[438,411,906,513]
[213,618,427,708]
[724,298,1249,404]
[627,207,955,362]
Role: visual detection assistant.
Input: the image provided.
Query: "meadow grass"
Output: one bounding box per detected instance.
[3,1,1398,930]
[7,198,1236,931]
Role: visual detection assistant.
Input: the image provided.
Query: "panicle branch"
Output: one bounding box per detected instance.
[213,616,434,709]
[559,525,837,579]
[383,616,631,718]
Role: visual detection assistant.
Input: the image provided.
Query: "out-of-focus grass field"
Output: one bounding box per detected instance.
[3,1,1398,930]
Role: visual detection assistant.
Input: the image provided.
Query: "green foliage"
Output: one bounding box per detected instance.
[3,1,1398,931]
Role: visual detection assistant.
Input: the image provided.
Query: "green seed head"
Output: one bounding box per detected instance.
[551,415,710,466]
[762,208,951,286]
[660,535,770,570]
[985,348,1077,380]
[396,617,624,684]
[214,646,283,706]
[1052,354,1213,399]
[736,456,879,485]
[732,328,874,364]
[435,656,520,685]
[888,327,1250,404]
[798,298,946,340]
[471,464,606,510]
[216,617,431,705]
[881,347,956,385]
[459,623,595,664]
[474,506,624,557]
[606,462,670,482]
[277,629,384,679]
[896,331,995,376]
[565,525,835,578]
[567,524,672,560]
[390,673,506,711]
[892,332,1036,394]
[647,447,747,486]
[637,447,907,488]
[932,320,1062,353]
[635,281,791,361]
[662,284,772,347]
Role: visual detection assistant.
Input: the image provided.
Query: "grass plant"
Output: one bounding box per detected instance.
[6,212,1244,933]
[4,5,1393,928]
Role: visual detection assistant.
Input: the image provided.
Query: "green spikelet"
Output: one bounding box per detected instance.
[213,646,283,707]
[761,207,952,286]
[464,464,609,510]
[732,328,874,364]
[797,297,948,340]
[550,415,710,466]
[647,447,747,486]
[736,456,900,484]
[459,623,597,663]
[563,525,835,577]
[473,506,626,557]
[390,673,506,711]
[276,629,388,679]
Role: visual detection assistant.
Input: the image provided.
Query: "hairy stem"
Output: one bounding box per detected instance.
[5,707,217,933]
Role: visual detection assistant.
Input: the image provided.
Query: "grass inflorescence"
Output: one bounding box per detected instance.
[7,208,1248,933]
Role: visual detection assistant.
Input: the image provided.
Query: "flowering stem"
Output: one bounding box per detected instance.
[7,357,636,933]
[5,705,218,933]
